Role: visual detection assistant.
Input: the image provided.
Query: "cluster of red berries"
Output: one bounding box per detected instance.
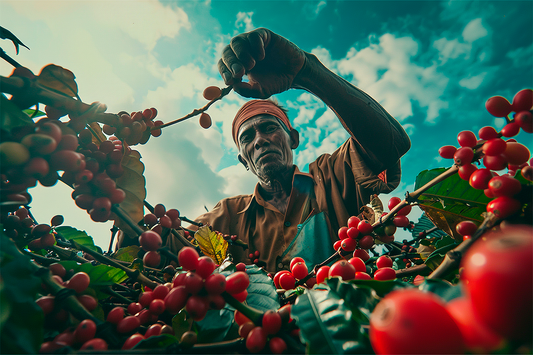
[234,306,292,354]
[37,266,104,352]
[439,89,532,219]
[70,170,126,222]
[103,108,163,146]
[2,207,63,249]
[169,247,249,321]
[315,254,395,284]
[143,203,182,235]
[0,120,84,203]
[272,257,316,290]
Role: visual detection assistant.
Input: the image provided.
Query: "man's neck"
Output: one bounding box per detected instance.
[257,166,295,215]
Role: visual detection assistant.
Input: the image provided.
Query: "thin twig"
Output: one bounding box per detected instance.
[151,86,233,130]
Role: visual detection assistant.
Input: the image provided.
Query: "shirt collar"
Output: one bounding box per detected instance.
[237,165,313,215]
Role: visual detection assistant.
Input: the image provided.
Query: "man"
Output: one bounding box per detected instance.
[188,28,410,273]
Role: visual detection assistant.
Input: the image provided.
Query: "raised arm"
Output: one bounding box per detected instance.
[219,28,411,172]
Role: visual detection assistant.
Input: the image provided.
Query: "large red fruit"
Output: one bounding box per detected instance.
[369,288,465,354]
[446,297,504,353]
[461,225,532,341]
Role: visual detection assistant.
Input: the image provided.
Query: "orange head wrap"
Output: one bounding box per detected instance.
[232,100,293,146]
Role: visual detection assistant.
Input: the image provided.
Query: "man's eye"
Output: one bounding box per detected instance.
[266,125,277,132]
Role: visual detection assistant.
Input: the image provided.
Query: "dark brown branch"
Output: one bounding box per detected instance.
[428,212,498,280]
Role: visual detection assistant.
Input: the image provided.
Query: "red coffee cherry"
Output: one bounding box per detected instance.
[178,247,199,271]
[328,260,355,281]
[74,319,97,344]
[225,271,250,294]
[262,310,282,335]
[246,327,267,353]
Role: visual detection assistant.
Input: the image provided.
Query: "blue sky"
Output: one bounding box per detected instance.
[1,1,532,249]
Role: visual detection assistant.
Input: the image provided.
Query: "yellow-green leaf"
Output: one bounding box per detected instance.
[37,64,78,97]
[110,150,146,237]
[194,226,228,264]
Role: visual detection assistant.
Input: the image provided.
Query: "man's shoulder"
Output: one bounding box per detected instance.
[214,194,253,210]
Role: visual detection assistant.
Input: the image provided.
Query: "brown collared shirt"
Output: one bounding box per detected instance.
[186,137,403,273]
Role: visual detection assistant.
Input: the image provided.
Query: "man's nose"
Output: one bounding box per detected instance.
[253,132,269,149]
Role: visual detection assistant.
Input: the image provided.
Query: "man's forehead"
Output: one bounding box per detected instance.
[237,115,281,136]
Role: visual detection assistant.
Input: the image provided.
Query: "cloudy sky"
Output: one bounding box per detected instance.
[1,1,532,249]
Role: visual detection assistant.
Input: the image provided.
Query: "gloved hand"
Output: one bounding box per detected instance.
[218,28,306,99]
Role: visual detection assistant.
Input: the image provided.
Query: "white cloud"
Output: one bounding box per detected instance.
[235,12,255,33]
[402,123,416,136]
[217,164,258,196]
[459,73,487,90]
[303,1,327,20]
[433,37,471,62]
[462,18,488,43]
[335,34,449,123]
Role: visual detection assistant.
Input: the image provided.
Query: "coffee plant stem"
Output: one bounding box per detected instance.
[22,249,60,265]
[47,244,90,263]
[295,248,346,287]
[376,165,460,228]
[110,204,145,236]
[395,264,431,277]
[0,75,120,126]
[0,47,22,67]
[36,265,102,324]
[102,285,134,304]
[428,212,498,280]
[221,291,263,325]
[279,332,307,354]
[158,247,179,264]
[151,86,233,131]
[186,338,247,354]
[65,239,159,289]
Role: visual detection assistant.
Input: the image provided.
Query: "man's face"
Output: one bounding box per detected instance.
[237,115,296,181]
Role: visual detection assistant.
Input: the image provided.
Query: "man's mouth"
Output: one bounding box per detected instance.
[255,151,280,164]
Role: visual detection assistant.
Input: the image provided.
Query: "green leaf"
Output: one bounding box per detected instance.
[347,278,413,298]
[37,64,78,97]
[172,310,193,341]
[325,277,381,323]
[424,243,458,271]
[195,264,279,343]
[411,213,448,240]
[112,245,142,263]
[22,108,46,119]
[1,94,35,134]
[58,260,128,299]
[55,226,99,252]
[415,168,492,242]
[0,233,43,354]
[134,333,179,349]
[292,286,372,354]
[418,279,463,302]
[434,235,457,249]
[245,264,280,312]
[195,305,236,343]
[0,26,30,54]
